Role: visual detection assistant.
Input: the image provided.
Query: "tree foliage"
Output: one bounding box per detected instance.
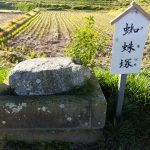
[14,2,36,11]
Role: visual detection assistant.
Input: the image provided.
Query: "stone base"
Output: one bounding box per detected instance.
[0,129,103,143]
[0,79,107,143]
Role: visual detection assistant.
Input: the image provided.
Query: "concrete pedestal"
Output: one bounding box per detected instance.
[0,79,107,143]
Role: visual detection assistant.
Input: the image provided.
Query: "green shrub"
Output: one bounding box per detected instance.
[71,5,104,10]
[41,4,71,10]
[14,2,37,11]
[72,5,91,10]
[65,16,108,68]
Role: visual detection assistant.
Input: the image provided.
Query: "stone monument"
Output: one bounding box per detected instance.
[0,57,107,143]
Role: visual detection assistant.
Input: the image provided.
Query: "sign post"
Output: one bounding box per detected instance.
[116,74,127,117]
[110,1,150,118]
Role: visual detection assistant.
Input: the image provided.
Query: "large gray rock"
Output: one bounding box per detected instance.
[9,57,91,95]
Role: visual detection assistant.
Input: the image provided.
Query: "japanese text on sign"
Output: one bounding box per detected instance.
[110,8,149,74]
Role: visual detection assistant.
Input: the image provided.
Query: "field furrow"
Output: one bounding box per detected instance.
[2,10,149,69]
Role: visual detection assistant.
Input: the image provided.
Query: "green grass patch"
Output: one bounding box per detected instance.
[94,68,150,149]
[94,68,150,106]
[127,69,150,106]
[0,66,9,83]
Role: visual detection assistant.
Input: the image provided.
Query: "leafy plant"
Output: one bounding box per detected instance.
[65,16,108,68]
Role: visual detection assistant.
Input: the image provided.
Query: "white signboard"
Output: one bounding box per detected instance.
[110,4,150,74]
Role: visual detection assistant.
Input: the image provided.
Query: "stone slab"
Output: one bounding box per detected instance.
[0,129,103,143]
[0,78,107,143]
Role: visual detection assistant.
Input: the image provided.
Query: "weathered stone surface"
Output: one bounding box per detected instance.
[0,78,107,143]
[0,129,103,143]
[9,57,91,96]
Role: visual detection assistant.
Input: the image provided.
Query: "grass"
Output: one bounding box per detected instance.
[94,68,150,106]
[0,140,75,150]
[127,69,150,106]
[0,66,9,83]
[94,68,150,149]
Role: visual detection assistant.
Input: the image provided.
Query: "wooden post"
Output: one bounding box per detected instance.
[116,74,127,118]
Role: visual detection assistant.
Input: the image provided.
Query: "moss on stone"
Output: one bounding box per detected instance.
[68,77,100,96]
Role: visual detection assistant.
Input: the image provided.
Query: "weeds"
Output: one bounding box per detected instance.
[0,67,9,83]
[0,44,47,67]
[94,68,150,107]
[127,69,150,106]
[94,67,150,149]
[14,2,37,11]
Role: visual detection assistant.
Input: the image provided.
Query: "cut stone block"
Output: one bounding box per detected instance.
[9,57,91,95]
[0,78,107,143]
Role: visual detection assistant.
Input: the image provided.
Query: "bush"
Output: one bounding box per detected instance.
[72,5,92,10]
[65,16,108,68]
[14,2,37,11]
[40,4,71,10]
[71,5,104,10]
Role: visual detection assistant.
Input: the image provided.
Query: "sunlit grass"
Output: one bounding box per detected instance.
[94,68,150,106]
[0,66,9,83]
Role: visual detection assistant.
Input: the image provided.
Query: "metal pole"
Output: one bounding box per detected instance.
[116,74,127,118]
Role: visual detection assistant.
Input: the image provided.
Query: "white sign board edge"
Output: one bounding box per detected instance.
[110,9,149,74]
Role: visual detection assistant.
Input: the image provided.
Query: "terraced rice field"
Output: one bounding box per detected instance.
[5,11,113,57]
[1,10,150,68]
[0,12,22,27]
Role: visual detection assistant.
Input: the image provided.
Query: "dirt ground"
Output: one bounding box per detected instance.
[7,32,70,57]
